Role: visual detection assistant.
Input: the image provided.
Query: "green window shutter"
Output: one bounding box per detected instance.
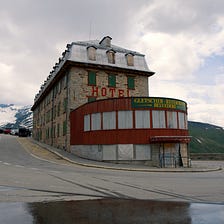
[63,120,67,136]
[88,71,96,85]
[108,74,116,87]
[88,97,96,103]
[127,76,135,89]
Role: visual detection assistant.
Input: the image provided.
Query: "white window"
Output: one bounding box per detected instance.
[178,112,187,129]
[84,114,90,131]
[152,110,166,128]
[167,111,177,129]
[91,113,101,130]
[118,111,133,129]
[103,111,116,130]
[135,110,150,128]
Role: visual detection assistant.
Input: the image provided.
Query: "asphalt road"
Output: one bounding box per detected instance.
[0,134,224,203]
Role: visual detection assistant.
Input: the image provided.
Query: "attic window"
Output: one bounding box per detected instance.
[87,46,97,61]
[126,53,134,66]
[107,50,116,64]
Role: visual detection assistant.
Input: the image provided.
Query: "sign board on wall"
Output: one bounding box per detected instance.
[131,97,187,112]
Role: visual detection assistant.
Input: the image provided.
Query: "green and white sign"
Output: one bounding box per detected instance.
[131,97,187,112]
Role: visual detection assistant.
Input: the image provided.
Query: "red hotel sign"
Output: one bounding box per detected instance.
[87,86,130,98]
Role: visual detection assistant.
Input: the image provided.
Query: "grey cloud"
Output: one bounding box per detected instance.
[143,0,224,34]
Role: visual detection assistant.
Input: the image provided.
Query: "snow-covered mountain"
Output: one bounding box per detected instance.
[0,104,32,129]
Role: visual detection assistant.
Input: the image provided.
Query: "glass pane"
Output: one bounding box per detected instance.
[103,111,116,130]
[167,111,177,129]
[84,114,90,131]
[135,110,150,128]
[152,110,166,128]
[91,113,101,130]
[178,112,187,129]
[118,111,133,129]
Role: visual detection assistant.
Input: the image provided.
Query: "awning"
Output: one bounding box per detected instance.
[150,136,191,143]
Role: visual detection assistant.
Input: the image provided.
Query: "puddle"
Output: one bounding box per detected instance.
[0,199,223,224]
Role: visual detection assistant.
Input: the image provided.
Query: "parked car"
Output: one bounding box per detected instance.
[3,129,11,134]
[10,129,19,135]
[18,128,31,137]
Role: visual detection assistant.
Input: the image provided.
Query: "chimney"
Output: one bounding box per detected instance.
[99,36,112,47]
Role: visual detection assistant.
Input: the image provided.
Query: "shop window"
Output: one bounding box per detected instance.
[135,110,150,128]
[178,112,187,129]
[127,76,135,89]
[87,46,97,61]
[84,114,90,131]
[108,74,116,87]
[126,53,134,66]
[118,111,133,129]
[103,111,116,130]
[152,110,166,128]
[91,113,101,130]
[167,111,177,129]
[88,71,96,85]
[107,50,115,64]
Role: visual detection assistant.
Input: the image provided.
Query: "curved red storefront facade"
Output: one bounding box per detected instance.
[70,97,190,145]
[70,97,190,167]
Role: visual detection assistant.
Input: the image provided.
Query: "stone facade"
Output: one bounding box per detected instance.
[32,36,154,151]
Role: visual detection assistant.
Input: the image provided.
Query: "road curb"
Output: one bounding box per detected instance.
[30,139,223,173]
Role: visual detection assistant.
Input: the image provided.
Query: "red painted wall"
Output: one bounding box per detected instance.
[70,97,190,145]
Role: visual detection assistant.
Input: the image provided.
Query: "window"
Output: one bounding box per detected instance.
[103,111,116,130]
[63,98,68,113]
[87,46,97,61]
[178,112,187,129]
[127,76,135,89]
[107,50,115,64]
[135,110,150,128]
[108,74,116,87]
[118,111,133,129]
[126,53,134,66]
[57,102,61,116]
[63,120,67,136]
[57,123,60,137]
[167,111,177,129]
[88,71,96,85]
[84,114,90,131]
[64,74,68,88]
[88,97,96,103]
[91,113,101,130]
[152,110,166,128]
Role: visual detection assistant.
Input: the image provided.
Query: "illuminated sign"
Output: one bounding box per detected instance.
[132,97,187,111]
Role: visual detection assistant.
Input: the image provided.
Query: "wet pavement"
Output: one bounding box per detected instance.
[0,199,223,224]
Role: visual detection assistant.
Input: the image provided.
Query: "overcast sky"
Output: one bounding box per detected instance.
[0,0,224,127]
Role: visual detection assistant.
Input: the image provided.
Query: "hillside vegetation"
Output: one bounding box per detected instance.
[188,121,224,153]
